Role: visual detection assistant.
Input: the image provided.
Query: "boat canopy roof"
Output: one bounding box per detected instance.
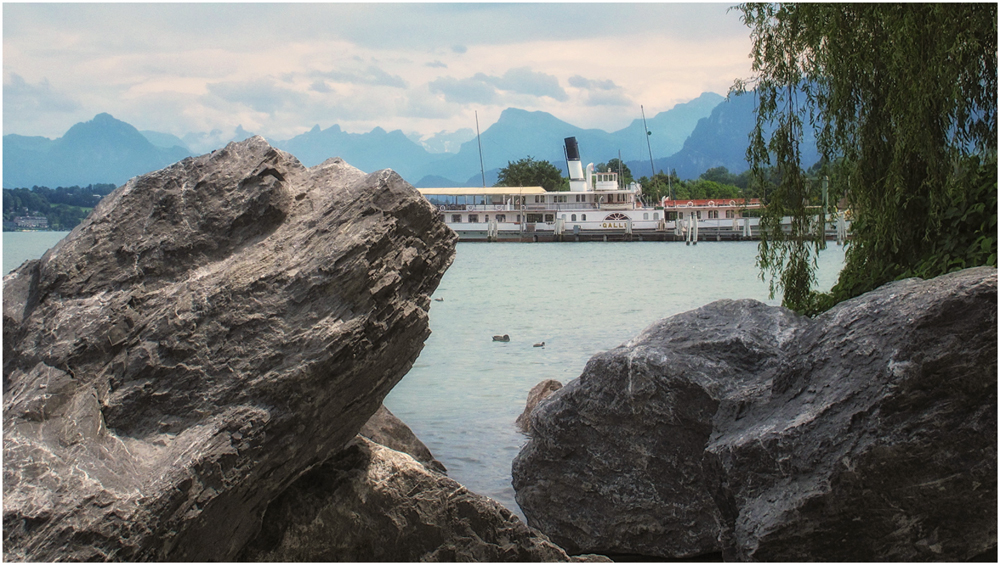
[417,186,546,196]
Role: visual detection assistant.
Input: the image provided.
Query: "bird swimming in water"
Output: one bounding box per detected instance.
[533,342,545,347]
[434,298,444,302]
[492,334,510,342]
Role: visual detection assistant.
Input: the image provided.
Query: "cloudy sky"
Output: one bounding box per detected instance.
[3,3,752,149]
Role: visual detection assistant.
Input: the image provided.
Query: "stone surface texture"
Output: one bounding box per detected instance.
[360,404,447,474]
[706,267,997,561]
[515,379,563,434]
[240,436,609,562]
[2,137,457,561]
[513,299,807,557]
[513,267,996,561]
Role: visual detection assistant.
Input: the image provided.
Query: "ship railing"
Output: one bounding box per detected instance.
[523,203,600,211]
[437,204,516,212]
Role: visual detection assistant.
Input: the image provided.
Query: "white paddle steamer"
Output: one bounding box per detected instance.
[419,137,766,242]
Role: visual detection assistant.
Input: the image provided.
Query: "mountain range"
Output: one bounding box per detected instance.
[4,113,190,189]
[2,91,820,190]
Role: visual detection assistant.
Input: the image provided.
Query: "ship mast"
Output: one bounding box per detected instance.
[476,111,486,188]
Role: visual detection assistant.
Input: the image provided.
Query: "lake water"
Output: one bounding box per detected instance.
[3,231,71,275]
[3,233,845,520]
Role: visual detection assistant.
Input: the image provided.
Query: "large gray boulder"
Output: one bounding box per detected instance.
[240,437,608,562]
[360,404,447,474]
[512,300,808,558]
[513,267,996,561]
[706,267,997,561]
[2,137,457,561]
[515,379,563,434]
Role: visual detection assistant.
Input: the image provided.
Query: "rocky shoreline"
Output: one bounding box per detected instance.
[4,138,995,561]
[513,267,997,561]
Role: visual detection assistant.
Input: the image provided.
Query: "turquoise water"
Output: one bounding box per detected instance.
[3,231,71,275]
[2,233,845,519]
[383,241,845,518]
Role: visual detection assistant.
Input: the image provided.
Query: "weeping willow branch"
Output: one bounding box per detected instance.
[734,3,997,315]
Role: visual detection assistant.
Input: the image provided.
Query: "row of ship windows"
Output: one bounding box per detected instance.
[532,194,630,203]
[675,210,737,219]
[446,210,738,223]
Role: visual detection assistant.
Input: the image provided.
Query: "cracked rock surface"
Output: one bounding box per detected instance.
[240,437,606,562]
[2,137,456,561]
[514,267,996,561]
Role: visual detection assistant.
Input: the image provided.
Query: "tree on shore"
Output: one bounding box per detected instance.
[495,156,566,192]
[735,3,997,314]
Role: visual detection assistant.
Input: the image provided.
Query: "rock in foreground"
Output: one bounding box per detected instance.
[240,437,601,562]
[513,300,807,558]
[515,379,563,434]
[707,267,997,561]
[2,137,456,561]
[513,267,997,561]
[360,404,447,474]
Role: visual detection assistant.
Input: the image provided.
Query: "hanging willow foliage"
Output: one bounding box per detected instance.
[734,3,997,314]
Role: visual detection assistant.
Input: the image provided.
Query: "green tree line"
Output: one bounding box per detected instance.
[496,156,759,204]
[3,184,116,230]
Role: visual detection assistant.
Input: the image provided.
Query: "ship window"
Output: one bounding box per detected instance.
[561,214,567,220]
[725,210,735,219]
[582,214,587,221]
[696,211,702,219]
[643,213,649,220]
[571,214,577,221]
[485,215,490,222]
[544,214,554,222]
[452,215,462,223]
[497,214,506,222]
[678,212,684,219]
[469,214,479,222]
[653,213,659,220]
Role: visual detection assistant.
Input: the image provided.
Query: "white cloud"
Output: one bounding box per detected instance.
[205,78,308,115]
[314,66,407,89]
[428,76,500,105]
[2,3,752,139]
[482,67,568,102]
[3,72,81,113]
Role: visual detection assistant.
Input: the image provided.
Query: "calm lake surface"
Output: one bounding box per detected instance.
[3,231,71,275]
[3,233,845,519]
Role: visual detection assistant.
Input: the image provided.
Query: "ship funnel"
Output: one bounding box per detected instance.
[564,137,585,182]
[564,137,581,161]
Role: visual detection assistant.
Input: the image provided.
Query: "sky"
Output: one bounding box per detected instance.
[3,3,753,151]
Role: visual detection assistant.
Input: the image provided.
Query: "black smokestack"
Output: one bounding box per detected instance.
[564,137,580,161]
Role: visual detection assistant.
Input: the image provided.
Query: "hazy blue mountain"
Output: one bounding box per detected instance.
[611,91,725,162]
[630,92,821,180]
[272,124,447,180]
[141,130,190,151]
[3,92,773,190]
[3,113,191,188]
[416,108,593,183]
[412,175,464,188]
[411,94,723,185]
[407,128,476,154]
